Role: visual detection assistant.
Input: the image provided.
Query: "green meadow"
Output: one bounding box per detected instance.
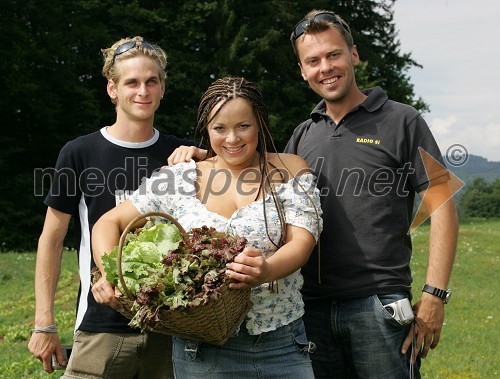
[0,218,498,378]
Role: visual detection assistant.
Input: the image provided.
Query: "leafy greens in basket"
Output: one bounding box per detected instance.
[102,217,247,331]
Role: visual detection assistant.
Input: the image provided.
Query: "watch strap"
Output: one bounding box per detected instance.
[421,284,451,303]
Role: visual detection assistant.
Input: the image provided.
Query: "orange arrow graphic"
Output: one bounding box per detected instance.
[409,148,464,234]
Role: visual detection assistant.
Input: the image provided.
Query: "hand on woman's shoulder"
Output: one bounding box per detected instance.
[268,153,311,178]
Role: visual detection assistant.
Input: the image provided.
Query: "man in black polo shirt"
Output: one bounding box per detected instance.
[285,9,459,379]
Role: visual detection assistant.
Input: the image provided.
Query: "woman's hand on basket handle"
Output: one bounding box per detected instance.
[91,200,142,308]
[91,276,122,309]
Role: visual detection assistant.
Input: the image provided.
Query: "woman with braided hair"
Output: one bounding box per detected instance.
[92,77,322,378]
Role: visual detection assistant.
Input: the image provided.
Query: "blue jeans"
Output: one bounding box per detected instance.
[172,318,315,378]
[303,294,421,379]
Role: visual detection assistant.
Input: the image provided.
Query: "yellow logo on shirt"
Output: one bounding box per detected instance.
[356,137,381,145]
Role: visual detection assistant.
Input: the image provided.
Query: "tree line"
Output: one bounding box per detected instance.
[459,178,500,218]
[1,0,431,250]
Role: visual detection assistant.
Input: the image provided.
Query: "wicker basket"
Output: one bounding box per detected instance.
[113,211,253,345]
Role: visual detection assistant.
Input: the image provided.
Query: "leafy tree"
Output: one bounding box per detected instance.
[154,0,427,146]
[460,178,500,218]
[0,0,428,250]
[0,0,105,249]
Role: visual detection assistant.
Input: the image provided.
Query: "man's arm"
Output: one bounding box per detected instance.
[402,181,459,359]
[167,146,207,165]
[28,207,71,373]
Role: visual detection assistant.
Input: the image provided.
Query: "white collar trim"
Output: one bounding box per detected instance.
[100,127,159,148]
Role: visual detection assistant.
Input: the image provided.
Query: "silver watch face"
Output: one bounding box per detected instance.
[444,289,452,303]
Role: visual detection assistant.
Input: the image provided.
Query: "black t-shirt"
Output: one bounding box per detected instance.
[285,87,449,301]
[45,127,198,332]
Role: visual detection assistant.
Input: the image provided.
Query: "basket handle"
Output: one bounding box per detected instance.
[117,211,187,300]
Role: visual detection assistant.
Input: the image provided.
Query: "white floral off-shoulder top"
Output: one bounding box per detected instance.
[129,160,323,335]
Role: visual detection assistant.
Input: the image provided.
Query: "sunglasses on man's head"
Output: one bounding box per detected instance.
[112,40,157,64]
[292,12,351,41]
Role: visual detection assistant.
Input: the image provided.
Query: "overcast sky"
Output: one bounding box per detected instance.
[393,0,500,163]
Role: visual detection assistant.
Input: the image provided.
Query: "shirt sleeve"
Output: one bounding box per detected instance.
[44,142,81,216]
[280,173,323,241]
[283,121,311,154]
[129,161,197,215]
[405,114,450,193]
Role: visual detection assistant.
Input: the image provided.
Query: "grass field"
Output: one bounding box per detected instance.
[0,218,498,378]
[0,249,78,379]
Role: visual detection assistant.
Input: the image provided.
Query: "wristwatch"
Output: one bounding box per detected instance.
[421,284,452,304]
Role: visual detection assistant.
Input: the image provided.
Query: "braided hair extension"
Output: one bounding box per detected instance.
[195,77,287,248]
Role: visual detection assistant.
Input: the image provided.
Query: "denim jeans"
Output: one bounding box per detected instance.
[303,294,421,379]
[172,318,315,378]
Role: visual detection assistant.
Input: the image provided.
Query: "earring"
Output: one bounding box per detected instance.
[160,96,163,100]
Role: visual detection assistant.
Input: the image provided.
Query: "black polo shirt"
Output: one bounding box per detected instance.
[285,87,449,301]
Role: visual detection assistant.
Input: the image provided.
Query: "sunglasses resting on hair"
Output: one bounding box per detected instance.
[292,12,351,41]
[112,40,157,63]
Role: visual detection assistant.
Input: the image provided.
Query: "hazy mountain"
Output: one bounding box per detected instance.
[446,154,500,184]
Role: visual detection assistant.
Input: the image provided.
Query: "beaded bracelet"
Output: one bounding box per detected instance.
[29,324,58,335]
